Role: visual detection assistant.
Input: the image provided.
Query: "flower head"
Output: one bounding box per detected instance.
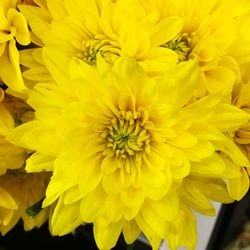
[0,168,50,235]
[0,88,50,235]
[140,0,250,97]
[7,55,250,249]
[19,0,184,85]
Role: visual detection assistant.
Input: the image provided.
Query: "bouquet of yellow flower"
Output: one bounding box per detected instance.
[1,0,250,249]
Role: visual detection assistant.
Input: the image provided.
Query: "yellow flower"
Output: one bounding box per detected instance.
[0,168,51,235]
[0,0,30,91]
[139,0,250,97]
[7,55,250,249]
[0,88,50,235]
[19,0,183,84]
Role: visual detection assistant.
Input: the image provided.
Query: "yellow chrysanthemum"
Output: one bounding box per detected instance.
[0,0,30,91]
[19,0,185,85]
[7,55,250,249]
[0,168,51,235]
[0,88,50,235]
[139,0,250,97]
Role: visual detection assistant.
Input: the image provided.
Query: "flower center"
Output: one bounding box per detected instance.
[162,33,192,61]
[106,111,150,158]
[79,35,121,66]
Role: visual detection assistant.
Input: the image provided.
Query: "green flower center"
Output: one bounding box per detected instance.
[106,111,150,158]
[162,33,192,61]
[79,35,121,66]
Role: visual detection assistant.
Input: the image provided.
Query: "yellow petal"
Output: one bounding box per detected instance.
[102,170,123,195]
[0,104,14,135]
[26,152,55,172]
[209,103,250,132]
[47,0,67,20]
[150,16,183,47]
[170,153,190,179]
[121,187,144,208]
[190,154,226,177]
[43,47,71,88]
[105,195,125,222]
[227,168,250,201]
[149,192,180,222]
[205,66,236,95]
[190,177,234,204]
[180,180,216,216]
[78,156,102,196]
[94,219,123,250]
[123,220,141,244]
[101,155,120,175]
[167,132,197,148]
[0,40,25,91]
[135,212,162,250]
[80,185,106,223]
[7,8,30,45]
[141,163,166,188]
[63,185,84,205]
[184,140,215,161]
[18,4,51,24]
[51,196,82,236]
[0,187,17,209]
[141,205,170,238]
[174,59,199,108]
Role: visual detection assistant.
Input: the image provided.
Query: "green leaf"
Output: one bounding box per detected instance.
[25,197,45,217]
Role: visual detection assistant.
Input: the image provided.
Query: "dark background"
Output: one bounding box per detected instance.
[0,223,151,250]
[207,189,250,250]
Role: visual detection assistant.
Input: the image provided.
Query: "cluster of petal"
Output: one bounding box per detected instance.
[0,168,51,235]
[0,88,50,235]
[0,0,30,91]
[7,54,250,249]
[18,0,183,85]
[139,0,250,97]
[0,0,249,249]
